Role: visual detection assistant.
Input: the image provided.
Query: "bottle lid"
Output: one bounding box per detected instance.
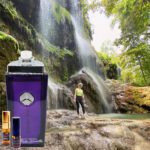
[2,111,10,129]
[21,50,32,60]
[12,117,20,136]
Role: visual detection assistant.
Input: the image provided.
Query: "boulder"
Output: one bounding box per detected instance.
[66,68,112,113]
[105,79,150,114]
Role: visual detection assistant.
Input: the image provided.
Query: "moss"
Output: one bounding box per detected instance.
[0,22,9,33]
[0,0,74,58]
[36,51,73,83]
[51,1,71,24]
[0,31,19,81]
[0,0,79,84]
[0,0,18,18]
[80,0,92,39]
[125,86,150,113]
[0,0,37,46]
[0,31,18,44]
[39,34,74,58]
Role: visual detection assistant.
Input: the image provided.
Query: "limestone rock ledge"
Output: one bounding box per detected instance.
[0,110,149,150]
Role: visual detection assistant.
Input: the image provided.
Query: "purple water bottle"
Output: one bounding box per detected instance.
[6,51,48,147]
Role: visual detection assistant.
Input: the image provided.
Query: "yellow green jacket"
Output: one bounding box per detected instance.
[75,88,84,97]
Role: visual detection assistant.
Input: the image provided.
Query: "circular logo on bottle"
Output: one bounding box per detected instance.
[20,92,34,106]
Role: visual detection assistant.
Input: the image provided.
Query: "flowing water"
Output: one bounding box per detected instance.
[71,17,98,71]
[70,1,112,112]
[81,68,112,113]
[39,0,112,112]
[70,1,98,71]
[47,79,59,109]
[39,0,61,109]
[39,0,52,38]
[98,113,150,120]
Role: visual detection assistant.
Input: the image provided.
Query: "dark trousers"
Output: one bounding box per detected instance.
[76,96,85,114]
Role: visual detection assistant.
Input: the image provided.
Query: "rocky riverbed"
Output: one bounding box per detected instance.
[0,110,150,150]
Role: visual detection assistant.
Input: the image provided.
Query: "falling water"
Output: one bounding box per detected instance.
[39,0,61,109]
[71,0,98,72]
[71,17,98,71]
[39,0,112,112]
[81,68,112,113]
[39,0,52,38]
[47,79,59,109]
[71,0,112,112]
[48,79,72,109]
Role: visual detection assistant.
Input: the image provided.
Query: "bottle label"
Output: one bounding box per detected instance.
[20,92,34,106]
[3,133,9,141]
[12,136,20,148]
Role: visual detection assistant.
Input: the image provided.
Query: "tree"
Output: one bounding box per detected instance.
[92,0,150,85]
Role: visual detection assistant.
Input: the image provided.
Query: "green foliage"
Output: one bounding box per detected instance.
[0,0,18,19]
[80,0,92,38]
[0,32,19,81]
[36,53,70,82]
[120,43,150,86]
[0,0,38,48]
[39,34,74,58]
[51,1,71,24]
[99,0,150,86]
[0,31,17,43]
[97,51,119,79]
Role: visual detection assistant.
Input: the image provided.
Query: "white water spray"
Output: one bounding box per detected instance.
[71,17,97,71]
[71,0,112,112]
[39,0,112,112]
[81,68,112,113]
[39,0,52,38]
[39,0,61,109]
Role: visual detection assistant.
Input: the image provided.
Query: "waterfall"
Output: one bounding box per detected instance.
[39,0,60,109]
[39,0,73,110]
[39,0,112,112]
[81,68,112,113]
[39,0,52,38]
[71,0,112,112]
[71,0,97,71]
[71,17,98,71]
[70,0,97,71]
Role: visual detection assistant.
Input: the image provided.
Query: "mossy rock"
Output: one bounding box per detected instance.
[0,31,19,81]
[51,1,71,24]
[125,86,150,113]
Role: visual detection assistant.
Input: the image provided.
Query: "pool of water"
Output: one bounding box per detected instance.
[98,113,150,120]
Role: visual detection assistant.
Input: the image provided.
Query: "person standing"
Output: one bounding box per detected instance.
[74,82,85,118]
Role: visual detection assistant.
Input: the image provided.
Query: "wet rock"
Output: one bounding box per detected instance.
[11,0,40,25]
[66,68,112,113]
[0,110,150,150]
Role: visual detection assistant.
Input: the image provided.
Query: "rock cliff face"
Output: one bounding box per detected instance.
[11,0,40,26]
[0,0,82,81]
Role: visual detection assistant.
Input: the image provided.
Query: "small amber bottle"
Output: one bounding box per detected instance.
[2,111,10,145]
